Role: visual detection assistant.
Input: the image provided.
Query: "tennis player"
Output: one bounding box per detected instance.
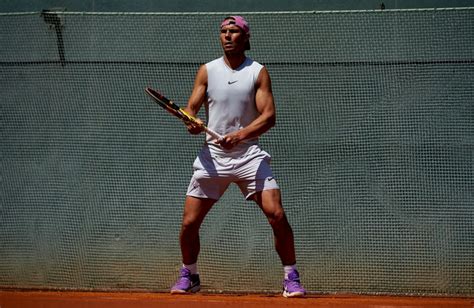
[170,16,306,298]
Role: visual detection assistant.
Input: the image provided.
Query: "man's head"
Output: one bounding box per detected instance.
[220,16,251,52]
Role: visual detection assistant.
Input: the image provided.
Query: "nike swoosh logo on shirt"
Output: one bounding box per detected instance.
[228,80,238,84]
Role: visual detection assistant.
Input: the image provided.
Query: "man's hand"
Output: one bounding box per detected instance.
[185,119,205,135]
[217,131,242,149]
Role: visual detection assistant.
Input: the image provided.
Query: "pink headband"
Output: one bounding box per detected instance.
[220,16,250,36]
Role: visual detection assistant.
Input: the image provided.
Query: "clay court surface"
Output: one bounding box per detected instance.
[0,291,472,308]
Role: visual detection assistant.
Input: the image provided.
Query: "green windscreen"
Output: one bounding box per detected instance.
[1,9,473,295]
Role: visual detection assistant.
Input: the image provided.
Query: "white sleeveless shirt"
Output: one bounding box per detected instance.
[205,56,264,156]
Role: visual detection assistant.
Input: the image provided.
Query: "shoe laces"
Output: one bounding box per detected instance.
[285,271,303,290]
[285,277,301,287]
[178,268,192,280]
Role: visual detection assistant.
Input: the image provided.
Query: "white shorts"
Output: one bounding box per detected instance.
[186,145,279,201]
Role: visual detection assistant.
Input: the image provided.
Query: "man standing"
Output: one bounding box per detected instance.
[170,16,306,298]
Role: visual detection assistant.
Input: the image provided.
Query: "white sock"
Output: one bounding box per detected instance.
[183,263,198,275]
[283,264,297,279]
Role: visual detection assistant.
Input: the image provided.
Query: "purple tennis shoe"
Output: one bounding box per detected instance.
[282,270,306,298]
[170,267,201,294]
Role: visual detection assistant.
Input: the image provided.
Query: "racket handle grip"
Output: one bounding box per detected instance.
[204,127,223,141]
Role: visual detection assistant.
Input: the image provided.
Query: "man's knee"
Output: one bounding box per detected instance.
[181,197,215,233]
[267,209,289,229]
[181,214,202,234]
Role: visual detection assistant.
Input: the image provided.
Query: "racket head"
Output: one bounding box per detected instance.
[145,87,223,141]
[145,87,201,124]
[145,87,182,118]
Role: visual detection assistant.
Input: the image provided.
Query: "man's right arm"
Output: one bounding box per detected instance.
[184,65,208,134]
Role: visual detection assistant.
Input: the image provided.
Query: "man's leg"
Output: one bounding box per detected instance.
[253,189,295,265]
[180,196,216,265]
[171,196,216,294]
[253,189,306,297]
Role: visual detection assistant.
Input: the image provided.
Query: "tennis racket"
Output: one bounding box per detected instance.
[145,87,223,141]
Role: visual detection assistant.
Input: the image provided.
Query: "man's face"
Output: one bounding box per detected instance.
[220,24,247,54]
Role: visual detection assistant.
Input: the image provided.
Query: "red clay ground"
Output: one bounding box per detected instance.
[1,291,473,308]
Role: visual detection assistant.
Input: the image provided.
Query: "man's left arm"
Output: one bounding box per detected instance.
[218,67,276,149]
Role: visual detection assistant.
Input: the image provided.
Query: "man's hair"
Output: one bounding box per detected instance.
[220,16,251,50]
